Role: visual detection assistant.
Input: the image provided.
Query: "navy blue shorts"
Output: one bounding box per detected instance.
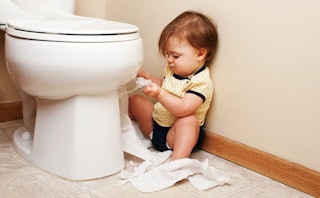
[151,119,206,152]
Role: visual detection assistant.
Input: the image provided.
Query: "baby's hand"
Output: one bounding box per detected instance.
[143,83,162,98]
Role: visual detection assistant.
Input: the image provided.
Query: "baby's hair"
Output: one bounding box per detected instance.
[159,10,218,64]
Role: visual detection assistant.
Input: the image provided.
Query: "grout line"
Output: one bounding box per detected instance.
[74,183,97,198]
[220,181,269,198]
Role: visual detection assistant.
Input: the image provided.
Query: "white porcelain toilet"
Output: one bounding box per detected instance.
[0,0,143,180]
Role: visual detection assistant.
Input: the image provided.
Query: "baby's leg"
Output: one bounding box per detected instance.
[129,94,154,138]
[167,115,200,160]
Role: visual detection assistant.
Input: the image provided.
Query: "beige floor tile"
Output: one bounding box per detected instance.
[0,120,24,138]
[174,150,266,198]
[81,179,198,198]
[0,129,11,146]
[0,147,86,197]
[226,180,313,198]
[0,145,34,175]
[77,156,198,198]
[0,171,88,198]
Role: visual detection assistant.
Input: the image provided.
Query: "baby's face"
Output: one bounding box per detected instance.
[165,37,205,77]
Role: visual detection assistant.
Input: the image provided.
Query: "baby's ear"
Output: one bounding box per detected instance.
[197,48,208,61]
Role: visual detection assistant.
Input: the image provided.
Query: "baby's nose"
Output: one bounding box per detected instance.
[167,56,174,63]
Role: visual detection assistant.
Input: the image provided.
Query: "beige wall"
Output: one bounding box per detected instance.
[75,0,106,19]
[97,0,320,172]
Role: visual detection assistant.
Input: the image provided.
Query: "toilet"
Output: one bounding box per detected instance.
[0,0,144,180]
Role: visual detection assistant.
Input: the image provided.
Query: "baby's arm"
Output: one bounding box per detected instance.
[143,84,203,117]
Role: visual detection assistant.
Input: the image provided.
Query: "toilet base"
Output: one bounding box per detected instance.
[13,90,124,180]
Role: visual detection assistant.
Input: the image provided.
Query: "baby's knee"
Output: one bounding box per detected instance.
[129,94,145,107]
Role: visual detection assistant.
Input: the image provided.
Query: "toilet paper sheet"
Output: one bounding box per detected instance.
[119,86,230,192]
[121,158,230,192]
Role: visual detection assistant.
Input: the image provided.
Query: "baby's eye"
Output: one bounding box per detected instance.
[166,53,180,59]
[172,55,180,59]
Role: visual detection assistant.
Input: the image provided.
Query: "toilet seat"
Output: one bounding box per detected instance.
[6,16,140,42]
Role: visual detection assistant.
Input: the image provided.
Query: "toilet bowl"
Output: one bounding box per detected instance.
[1,0,143,180]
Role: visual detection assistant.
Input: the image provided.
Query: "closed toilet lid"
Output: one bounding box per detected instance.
[6,16,140,42]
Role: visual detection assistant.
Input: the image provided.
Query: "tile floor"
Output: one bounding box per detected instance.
[0,120,314,198]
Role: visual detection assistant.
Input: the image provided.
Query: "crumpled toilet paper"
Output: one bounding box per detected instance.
[121,158,230,192]
[118,86,230,192]
[121,114,172,165]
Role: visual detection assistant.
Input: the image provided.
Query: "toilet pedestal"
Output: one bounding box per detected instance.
[13,90,124,180]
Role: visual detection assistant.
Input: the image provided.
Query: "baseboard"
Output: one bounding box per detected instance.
[202,131,320,197]
[0,101,23,122]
